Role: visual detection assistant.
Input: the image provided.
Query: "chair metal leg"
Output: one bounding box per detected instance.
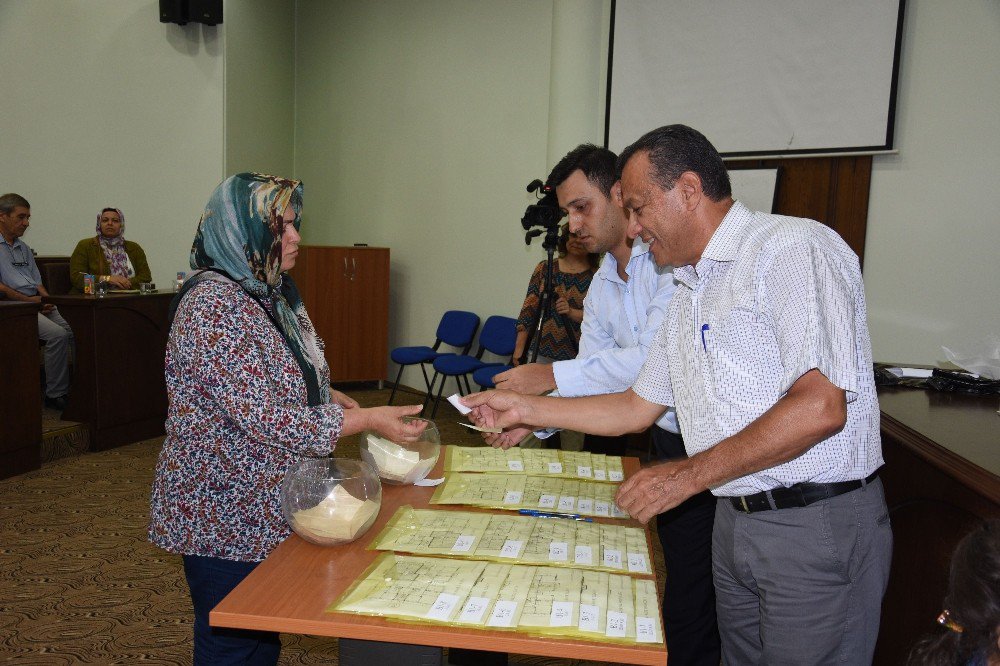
[430,374,450,419]
[462,375,474,396]
[421,372,440,415]
[419,363,433,395]
[387,364,405,405]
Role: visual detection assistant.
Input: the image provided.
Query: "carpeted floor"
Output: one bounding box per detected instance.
[0,387,662,665]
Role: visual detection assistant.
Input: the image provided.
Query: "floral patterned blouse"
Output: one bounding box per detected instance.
[149,279,344,561]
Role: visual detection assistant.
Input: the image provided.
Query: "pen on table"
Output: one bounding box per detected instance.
[701,323,709,352]
[519,509,593,522]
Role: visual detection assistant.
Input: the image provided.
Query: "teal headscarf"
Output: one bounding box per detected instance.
[180,172,329,406]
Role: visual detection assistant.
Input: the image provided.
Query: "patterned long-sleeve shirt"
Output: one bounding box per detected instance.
[149,279,344,561]
[516,260,597,361]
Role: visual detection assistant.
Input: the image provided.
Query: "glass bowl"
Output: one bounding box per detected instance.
[280,458,382,546]
[359,417,440,485]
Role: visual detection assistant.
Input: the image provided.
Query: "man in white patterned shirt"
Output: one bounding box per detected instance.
[464,125,892,664]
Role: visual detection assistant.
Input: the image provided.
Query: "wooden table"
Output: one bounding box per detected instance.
[212,450,667,665]
[874,386,1000,665]
[43,292,174,451]
[0,302,43,479]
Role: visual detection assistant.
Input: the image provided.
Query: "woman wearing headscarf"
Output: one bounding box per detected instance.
[149,173,425,665]
[69,207,152,291]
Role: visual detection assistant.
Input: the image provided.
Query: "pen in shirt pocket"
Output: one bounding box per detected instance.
[701,323,709,351]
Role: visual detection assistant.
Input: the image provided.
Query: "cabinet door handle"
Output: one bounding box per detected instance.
[343,257,350,280]
[351,257,357,281]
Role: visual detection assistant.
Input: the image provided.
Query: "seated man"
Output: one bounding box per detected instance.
[0,193,74,411]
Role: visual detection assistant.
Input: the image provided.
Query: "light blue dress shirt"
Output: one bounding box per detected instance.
[0,237,42,295]
[551,238,679,433]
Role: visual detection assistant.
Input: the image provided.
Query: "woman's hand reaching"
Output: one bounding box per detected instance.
[342,404,426,442]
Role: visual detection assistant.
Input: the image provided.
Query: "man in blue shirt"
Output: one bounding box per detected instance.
[491,145,720,666]
[0,193,74,411]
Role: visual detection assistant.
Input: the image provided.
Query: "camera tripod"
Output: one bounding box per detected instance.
[523,224,578,364]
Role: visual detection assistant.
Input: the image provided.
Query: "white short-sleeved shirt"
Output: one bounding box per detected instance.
[633,201,883,496]
[552,239,679,432]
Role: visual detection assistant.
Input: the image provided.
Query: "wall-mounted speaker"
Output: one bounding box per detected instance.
[159,0,223,26]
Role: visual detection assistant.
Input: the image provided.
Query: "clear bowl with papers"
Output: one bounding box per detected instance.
[359,417,440,485]
[280,458,382,546]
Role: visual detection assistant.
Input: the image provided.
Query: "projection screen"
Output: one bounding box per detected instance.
[606,1,906,157]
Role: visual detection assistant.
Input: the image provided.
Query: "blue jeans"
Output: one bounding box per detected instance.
[182,555,281,666]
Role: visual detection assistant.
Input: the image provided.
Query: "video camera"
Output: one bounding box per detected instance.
[521,179,565,246]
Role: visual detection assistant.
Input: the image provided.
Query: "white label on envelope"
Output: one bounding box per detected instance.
[574,545,593,565]
[547,462,563,474]
[550,601,574,627]
[603,548,623,568]
[627,552,648,572]
[426,593,459,621]
[459,596,491,623]
[499,539,523,558]
[452,534,476,552]
[548,541,568,561]
[557,496,575,512]
[577,498,594,514]
[507,460,524,472]
[503,490,523,504]
[538,494,557,509]
[594,469,607,481]
[609,470,624,482]
[578,604,600,632]
[636,616,658,643]
[486,600,518,627]
[606,610,628,637]
[594,500,610,516]
[577,465,592,478]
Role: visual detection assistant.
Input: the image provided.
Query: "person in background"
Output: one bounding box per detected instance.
[0,193,74,411]
[512,223,599,365]
[149,173,425,665]
[908,520,1000,666]
[69,207,152,292]
[509,223,598,451]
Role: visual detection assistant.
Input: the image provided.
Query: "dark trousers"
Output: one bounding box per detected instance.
[584,432,630,455]
[183,555,281,666]
[652,426,721,666]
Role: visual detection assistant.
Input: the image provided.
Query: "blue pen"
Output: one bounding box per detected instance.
[519,509,593,522]
[701,323,709,351]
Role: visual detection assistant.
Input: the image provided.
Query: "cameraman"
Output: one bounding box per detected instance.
[492,143,720,666]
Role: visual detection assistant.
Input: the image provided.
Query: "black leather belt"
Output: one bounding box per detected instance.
[728,471,879,514]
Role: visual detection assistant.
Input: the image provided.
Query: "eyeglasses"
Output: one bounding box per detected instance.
[5,243,28,267]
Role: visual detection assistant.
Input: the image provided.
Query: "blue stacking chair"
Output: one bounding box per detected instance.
[426,315,518,417]
[387,310,480,405]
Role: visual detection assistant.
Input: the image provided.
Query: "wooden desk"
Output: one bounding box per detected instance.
[212,451,666,665]
[43,293,174,451]
[874,387,1000,665]
[0,302,42,479]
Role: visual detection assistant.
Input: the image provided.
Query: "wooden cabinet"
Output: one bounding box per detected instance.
[289,246,389,383]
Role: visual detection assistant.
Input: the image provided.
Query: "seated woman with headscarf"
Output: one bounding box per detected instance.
[69,208,152,292]
[148,173,426,665]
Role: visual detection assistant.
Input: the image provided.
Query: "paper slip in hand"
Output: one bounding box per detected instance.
[458,422,502,434]
[448,393,472,415]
